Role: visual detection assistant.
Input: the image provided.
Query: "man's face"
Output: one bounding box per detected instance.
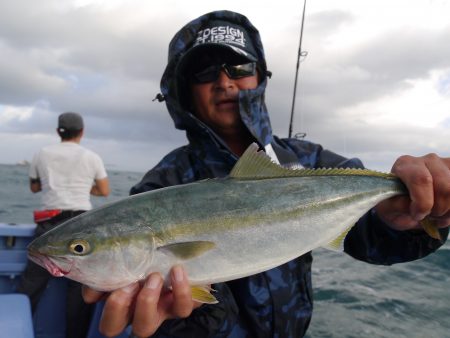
[188,51,259,136]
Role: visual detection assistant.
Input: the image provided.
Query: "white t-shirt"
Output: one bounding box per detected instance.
[29,142,108,211]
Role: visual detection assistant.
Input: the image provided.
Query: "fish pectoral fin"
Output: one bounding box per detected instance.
[323,224,354,251]
[420,218,443,242]
[158,241,216,260]
[191,285,218,304]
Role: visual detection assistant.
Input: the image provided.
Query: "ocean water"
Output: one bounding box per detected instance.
[0,163,143,224]
[1,164,449,337]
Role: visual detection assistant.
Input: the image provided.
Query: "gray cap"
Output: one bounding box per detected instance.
[58,112,84,131]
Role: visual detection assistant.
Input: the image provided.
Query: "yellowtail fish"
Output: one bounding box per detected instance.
[27,143,439,304]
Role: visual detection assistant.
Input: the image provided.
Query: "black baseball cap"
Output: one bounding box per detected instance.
[177,19,258,75]
[58,112,84,132]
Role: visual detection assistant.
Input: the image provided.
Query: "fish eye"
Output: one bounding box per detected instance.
[69,240,91,255]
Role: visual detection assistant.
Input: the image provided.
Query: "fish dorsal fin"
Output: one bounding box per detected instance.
[230,143,396,180]
[230,143,288,178]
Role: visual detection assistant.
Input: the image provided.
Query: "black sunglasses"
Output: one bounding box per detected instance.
[192,62,257,84]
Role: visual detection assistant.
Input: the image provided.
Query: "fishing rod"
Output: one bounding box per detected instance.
[288,0,308,138]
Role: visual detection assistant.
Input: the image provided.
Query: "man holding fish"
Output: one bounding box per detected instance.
[77,10,448,338]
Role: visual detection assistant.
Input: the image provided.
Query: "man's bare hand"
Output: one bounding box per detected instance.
[82,265,201,337]
[376,153,450,231]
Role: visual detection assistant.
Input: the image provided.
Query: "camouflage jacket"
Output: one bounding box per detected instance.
[131,10,448,338]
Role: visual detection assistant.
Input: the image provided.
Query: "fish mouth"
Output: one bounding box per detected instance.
[28,251,72,277]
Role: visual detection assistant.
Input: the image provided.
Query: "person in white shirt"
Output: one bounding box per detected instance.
[19,111,110,338]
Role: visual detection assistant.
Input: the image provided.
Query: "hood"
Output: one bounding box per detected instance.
[159,10,273,151]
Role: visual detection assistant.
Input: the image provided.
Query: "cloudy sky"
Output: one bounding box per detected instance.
[0,0,449,173]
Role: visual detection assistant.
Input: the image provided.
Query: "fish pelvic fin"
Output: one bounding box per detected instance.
[158,241,215,260]
[191,285,218,304]
[323,224,354,251]
[420,218,443,242]
[230,143,397,180]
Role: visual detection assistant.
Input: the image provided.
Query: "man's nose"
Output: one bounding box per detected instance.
[214,70,235,89]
